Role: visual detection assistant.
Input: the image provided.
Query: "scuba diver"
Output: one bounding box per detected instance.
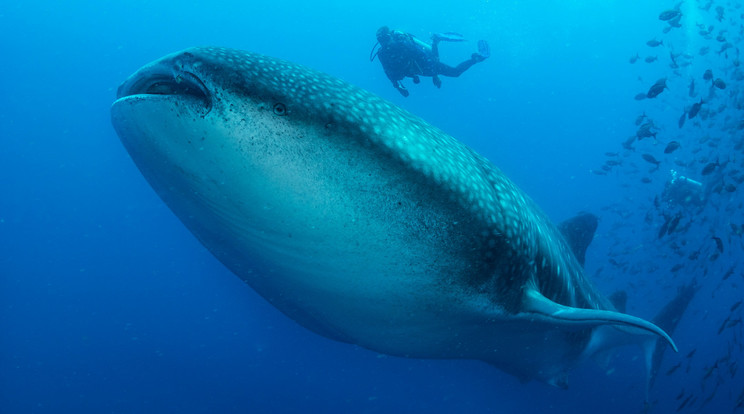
[370,26,490,97]
[662,169,706,208]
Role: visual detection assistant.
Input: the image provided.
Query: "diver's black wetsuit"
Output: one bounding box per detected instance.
[429,39,481,77]
[374,27,486,97]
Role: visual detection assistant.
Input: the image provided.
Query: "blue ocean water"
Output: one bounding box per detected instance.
[1,1,742,413]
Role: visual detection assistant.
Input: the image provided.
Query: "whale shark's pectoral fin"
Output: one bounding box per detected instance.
[523,288,679,402]
[522,289,677,352]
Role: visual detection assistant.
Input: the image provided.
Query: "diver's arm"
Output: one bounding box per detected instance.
[382,65,409,97]
[378,43,411,97]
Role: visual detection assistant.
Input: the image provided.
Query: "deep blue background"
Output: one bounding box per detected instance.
[1,1,742,413]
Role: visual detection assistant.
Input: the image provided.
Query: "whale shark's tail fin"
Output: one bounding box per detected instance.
[645,280,698,391]
[636,279,698,412]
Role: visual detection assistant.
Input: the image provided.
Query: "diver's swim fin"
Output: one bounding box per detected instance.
[471,40,490,63]
[432,32,466,42]
[477,40,491,59]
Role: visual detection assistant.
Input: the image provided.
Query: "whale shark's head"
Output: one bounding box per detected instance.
[113,46,398,148]
[111,47,415,211]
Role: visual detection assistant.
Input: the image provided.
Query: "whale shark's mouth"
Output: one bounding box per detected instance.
[116,67,212,114]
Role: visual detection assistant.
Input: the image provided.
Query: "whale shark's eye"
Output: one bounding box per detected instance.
[273,103,287,116]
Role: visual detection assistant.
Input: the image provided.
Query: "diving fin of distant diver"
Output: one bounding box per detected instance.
[432,32,466,42]
[477,40,491,59]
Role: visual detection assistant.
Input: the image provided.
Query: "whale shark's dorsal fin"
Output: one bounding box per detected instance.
[557,212,598,267]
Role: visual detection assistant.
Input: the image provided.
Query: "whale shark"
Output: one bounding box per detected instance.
[111,47,679,390]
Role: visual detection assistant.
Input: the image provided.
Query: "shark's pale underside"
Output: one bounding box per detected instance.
[111,47,679,389]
